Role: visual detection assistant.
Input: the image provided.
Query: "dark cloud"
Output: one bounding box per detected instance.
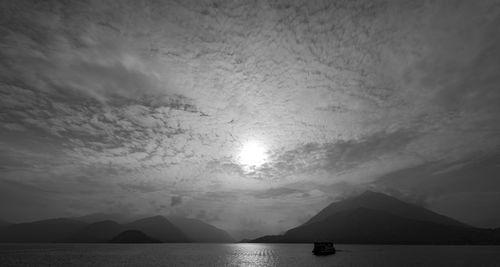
[374,152,500,196]
[194,209,220,223]
[0,150,33,171]
[200,191,239,202]
[255,129,418,180]
[119,182,159,194]
[254,187,308,199]
[410,1,500,114]
[371,152,500,227]
[170,195,183,207]
[314,181,369,200]
[195,210,207,220]
[0,179,57,195]
[322,130,418,171]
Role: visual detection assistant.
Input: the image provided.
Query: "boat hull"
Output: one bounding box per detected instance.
[312,242,336,256]
[312,250,336,256]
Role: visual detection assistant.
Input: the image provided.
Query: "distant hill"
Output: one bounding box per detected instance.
[73,213,137,224]
[0,218,86,242]
[72,214,233,243]
[109,230,160,243]
[251,191,498,244]
[0,214,233,243]
[125,215,189,243]
[305,191,468,228]
[64,220,125,243]
[168,217,234,243]
[0,220,10,227]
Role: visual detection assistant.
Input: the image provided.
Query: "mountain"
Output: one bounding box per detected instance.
[64,220,125,243]
[125,215,189,242]
[0,215,230,243]
[70,214,232,243]
[73,213,135,224]
[0,218,86,242]
[168,217,234,243]
[251,191,496,244]
[305,191,468,228]
[73,213,147,224]
[285,207,489,244]
[0,219,10,227]
[250,235,283,243]
[109,230,160,243]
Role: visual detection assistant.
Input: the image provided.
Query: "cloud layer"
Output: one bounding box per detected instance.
[1,0,500,238]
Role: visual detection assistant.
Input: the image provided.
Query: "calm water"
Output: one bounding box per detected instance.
[1,243,500,267]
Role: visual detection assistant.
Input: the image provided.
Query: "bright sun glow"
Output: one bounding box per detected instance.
[238,141,268,167]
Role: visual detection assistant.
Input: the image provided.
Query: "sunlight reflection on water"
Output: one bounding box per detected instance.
[1,243,500,267]
[228,244,279,267]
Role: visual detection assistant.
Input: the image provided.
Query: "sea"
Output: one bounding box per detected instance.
[1,243,499,267]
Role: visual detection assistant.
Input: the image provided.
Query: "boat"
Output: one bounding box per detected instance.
[312,242,336,255]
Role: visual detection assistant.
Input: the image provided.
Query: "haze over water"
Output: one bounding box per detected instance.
[1,244,500,267]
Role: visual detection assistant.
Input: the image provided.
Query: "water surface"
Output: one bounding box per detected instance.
[1,243,499,267]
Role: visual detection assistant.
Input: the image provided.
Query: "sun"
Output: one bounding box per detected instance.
[238,140,268,167]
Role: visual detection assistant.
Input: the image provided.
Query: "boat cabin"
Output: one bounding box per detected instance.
[312,242,336,255]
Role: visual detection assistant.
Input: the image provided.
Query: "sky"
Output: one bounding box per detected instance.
[1,0,500,239]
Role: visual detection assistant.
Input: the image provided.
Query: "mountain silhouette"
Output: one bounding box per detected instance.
[0,218,86,242]
[72,213,234,243]
[0,214,235,243]
[168,217,234,243]
[64,220,125,243]
[0,219,10,227]
[285,207,488,244]
[251,191,497,244]
[73,213,139,224]
[305,191,468,227]
[109,230,160,243]
[125,215,189,242]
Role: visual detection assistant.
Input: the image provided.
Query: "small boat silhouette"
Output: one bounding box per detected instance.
[312,242,336,255]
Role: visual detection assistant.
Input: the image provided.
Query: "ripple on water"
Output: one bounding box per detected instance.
[1,243,500,267]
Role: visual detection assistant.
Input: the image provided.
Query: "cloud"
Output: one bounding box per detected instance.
[170,195,183,207]
[119,182,159,194]
[194,209,220,223]
[1,0,500,233]
[374,152,500,197]
[369,152,500,226]
[254,187,308,199]
[242,129,419,183]
[1,123,27,131]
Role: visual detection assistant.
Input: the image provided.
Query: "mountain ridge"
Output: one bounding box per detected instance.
[125,215,189,242]
[0,215,233,243]
[251,191,499,244]
[109,230,160,243]
[0,218,87,243]
[168,216,234,243]
[305,190,468,228]
[63,220,125,243]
